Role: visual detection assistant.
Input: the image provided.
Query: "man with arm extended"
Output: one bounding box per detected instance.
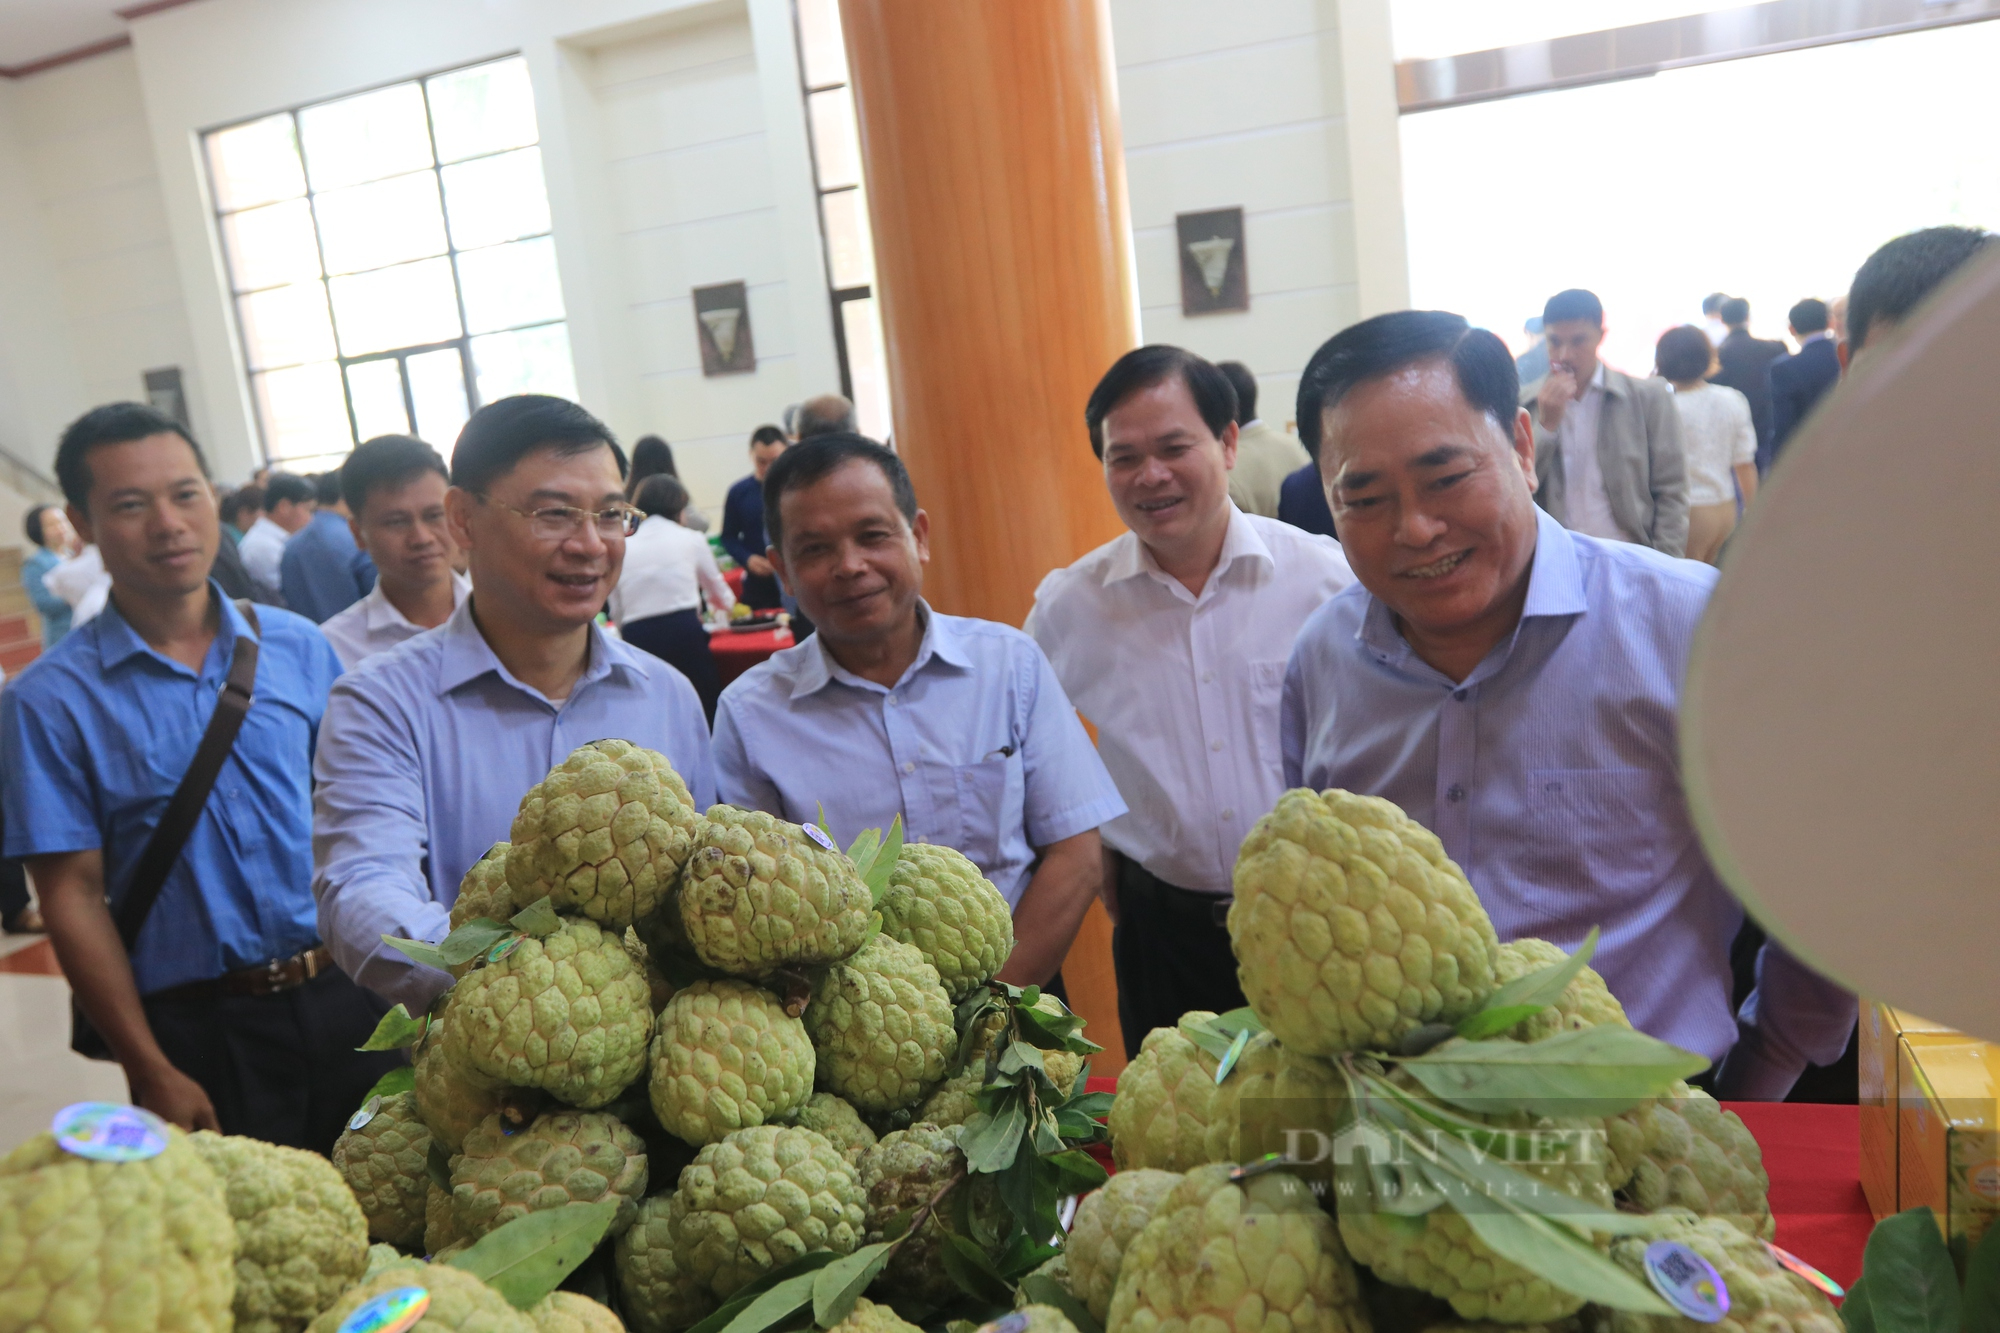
[1280,310,1852,1098]
[1027,345,1353,1054]
[713,434,1126,989]
[313,395,714,1014]
[1,402,395,1149]
[320,434,468,671]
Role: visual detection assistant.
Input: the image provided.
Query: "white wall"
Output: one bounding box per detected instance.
[1110,0,1406,432]
[0,48,199,478]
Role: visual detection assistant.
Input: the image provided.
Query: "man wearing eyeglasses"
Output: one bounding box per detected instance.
[311,395,715,1013]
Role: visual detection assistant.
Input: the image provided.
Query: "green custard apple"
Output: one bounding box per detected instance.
[647,977,814,1145]
[670,1124,865,1299]
[805,935,956,1114]
[332,1089,433,1249]
[189,1130,369,1333]
[450,1110,647,1241]
[875,842,1014,999]
[677,806,873,975]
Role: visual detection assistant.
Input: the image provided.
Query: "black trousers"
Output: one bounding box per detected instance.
[0,857,28,923]
[621,608,722,723]
[144,968,403,1156]
[1110,853,1246,1059]
[740,570,784,610]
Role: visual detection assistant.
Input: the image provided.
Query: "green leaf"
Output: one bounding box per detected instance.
[426,1141,453,1192]
[356,1064,417,1107]
[1395,1026,1709,1117]
[962,1093,1029,1173]
[446,1199,618,1308]
[1862,1208,1961,1333]
[811,1242,896,1328]
[1845,1275,1878,1333]
[1020,1273,1104,1333]
[1961,1215,2000,1333]
[1178,1009,1264,1063]
[855,816,905,905]
[357,1003,429,1051]
[382,933,448,972]
[1450,1193,1675,1314]
[1018,999,1099,1055]
[680,1254,841,1333]
[509,896,561,938]
[714,1271,820,1333]
[1460,926,1601,1038]
[941,1232,1013,1305]
[1000,1143,1062,1243]
[438,918,517,967]
[1000,1041,1048,1077]
[844,827,881,870]
[1047,1148,1109,1194]
[1454,1004,1560,1042]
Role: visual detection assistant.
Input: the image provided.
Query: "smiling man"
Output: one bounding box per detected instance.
[1028,345,1353,1054]
[712,433,1125,988]
[1278,310,1853,1098]
[312,395,714,1012]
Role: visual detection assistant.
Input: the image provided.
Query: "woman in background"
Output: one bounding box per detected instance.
[611,474,732,722]
[626,434,710,531]
[20,503,78,648]
[1657,324,1758,565]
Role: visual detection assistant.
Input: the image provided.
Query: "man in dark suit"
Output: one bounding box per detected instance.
[1765,298,1841,467]
[1277,461,1336,538]
[1709,297,1788,470]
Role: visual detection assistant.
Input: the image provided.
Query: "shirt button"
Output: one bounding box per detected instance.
[901,762,915,775]
[1453,690,1468,702]
[1209,739,1224,752]
[1446,783,1466,802]
[1220,808,1235,821]
[1201,670,1215,683]
[886,696,897,707]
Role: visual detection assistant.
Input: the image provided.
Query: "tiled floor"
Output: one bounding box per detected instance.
[0,932,127,1153]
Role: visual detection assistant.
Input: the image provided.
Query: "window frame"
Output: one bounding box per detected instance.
[790,4,870,405]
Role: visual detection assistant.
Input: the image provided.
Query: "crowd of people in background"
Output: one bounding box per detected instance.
[0,222,1990,1150]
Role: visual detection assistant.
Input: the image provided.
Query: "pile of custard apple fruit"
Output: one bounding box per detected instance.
[0,747,1849,1333]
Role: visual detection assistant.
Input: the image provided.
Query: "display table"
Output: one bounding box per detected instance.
[709,625,793,687]
[1080,1077,1870,1287]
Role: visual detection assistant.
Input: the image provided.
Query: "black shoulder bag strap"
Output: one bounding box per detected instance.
[112,599,261,949]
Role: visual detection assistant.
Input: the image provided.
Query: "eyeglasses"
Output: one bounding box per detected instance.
[477,495,640,541]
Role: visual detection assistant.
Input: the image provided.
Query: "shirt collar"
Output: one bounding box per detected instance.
[435,593,653,703]
[1800,330,1832,346]
[788,599,968,699]
[95,580,254,677]
[248,515,284,539]
[1100,506,1274,590]
[366,571,470,632]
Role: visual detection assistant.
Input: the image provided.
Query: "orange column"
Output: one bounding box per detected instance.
[840,0,1138,1070]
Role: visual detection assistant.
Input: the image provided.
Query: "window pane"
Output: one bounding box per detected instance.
[329,256,463,356]
[206,114,306,212]
[796,0,849,88]
[428,57,539,164]
[441,147,551,250]
[471,323,576,405]
[220,198,322,292]
[299,82,434,191]
[346,358,409,440]
[238,283,336,369]
[457,236,564,334]
[253,362,351,462]
[407,347,470,446]
[807,86,862,189]
[841,295,893,440]
[821,186,875,289]
[314,171,449,276]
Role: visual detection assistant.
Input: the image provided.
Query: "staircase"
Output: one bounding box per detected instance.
[0,547,39,676]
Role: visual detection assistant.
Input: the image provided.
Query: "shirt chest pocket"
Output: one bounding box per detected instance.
[950,753,1025,872]
[1524,768,1668,897]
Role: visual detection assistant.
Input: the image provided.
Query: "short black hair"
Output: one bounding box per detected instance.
[23,504,54,548]
[1215,361,1258,425]
[796,395,856,440]
[763,433,916,551]
[1788,298,1830,335]
[1083,345,1236,459]
[633,473,689,521]
[1655,325,1714,383]
[1542,289,1604,327]
[263,471,314,508]
[451,394,625,494]
[220,484,263,528]
[1702,292,1728,316]
[1295,310,1518,462]
[312,470,343,506]
[55,401,206,511]
[750,424,787,449]
[342,434,448,516]
[1848,225,1997,351]
[1719,296,1750,327]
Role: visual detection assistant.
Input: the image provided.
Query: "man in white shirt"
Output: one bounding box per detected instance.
[1026,345,1354,1054]
[321,436,468,671]
[237,471,315,601]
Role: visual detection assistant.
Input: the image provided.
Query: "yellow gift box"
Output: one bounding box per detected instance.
[1898,1034,2000,1265]
[1860,1002,1958,1218]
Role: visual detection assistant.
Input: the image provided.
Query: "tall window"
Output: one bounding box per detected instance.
[204,56,576,473]
[792,0,892,440]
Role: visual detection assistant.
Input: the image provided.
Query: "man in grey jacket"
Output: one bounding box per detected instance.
[1523,288,1688,556]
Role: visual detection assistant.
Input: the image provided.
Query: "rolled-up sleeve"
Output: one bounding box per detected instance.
[312,675,453,1012]
[1017,645,1126,849]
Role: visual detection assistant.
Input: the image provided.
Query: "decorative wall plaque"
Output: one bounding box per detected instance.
[1176,208,1249,315]
[694,281,756,375]
[143,367,188,425]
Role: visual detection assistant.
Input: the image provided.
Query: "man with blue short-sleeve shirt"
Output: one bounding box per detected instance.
[1280,310,1854,1099]
[313,396,713,1016]
[1,402,398,1151]
[713,434,1125,989]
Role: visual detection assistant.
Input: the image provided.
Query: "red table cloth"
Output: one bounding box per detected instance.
[709,625,793,687]
[1079,1077,1870,1288]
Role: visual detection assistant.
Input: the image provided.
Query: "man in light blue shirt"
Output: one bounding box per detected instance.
[1280,310,1853,1099]
[713,434,1125,988]
[314,396,714,1014]
[280,469,375,623]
